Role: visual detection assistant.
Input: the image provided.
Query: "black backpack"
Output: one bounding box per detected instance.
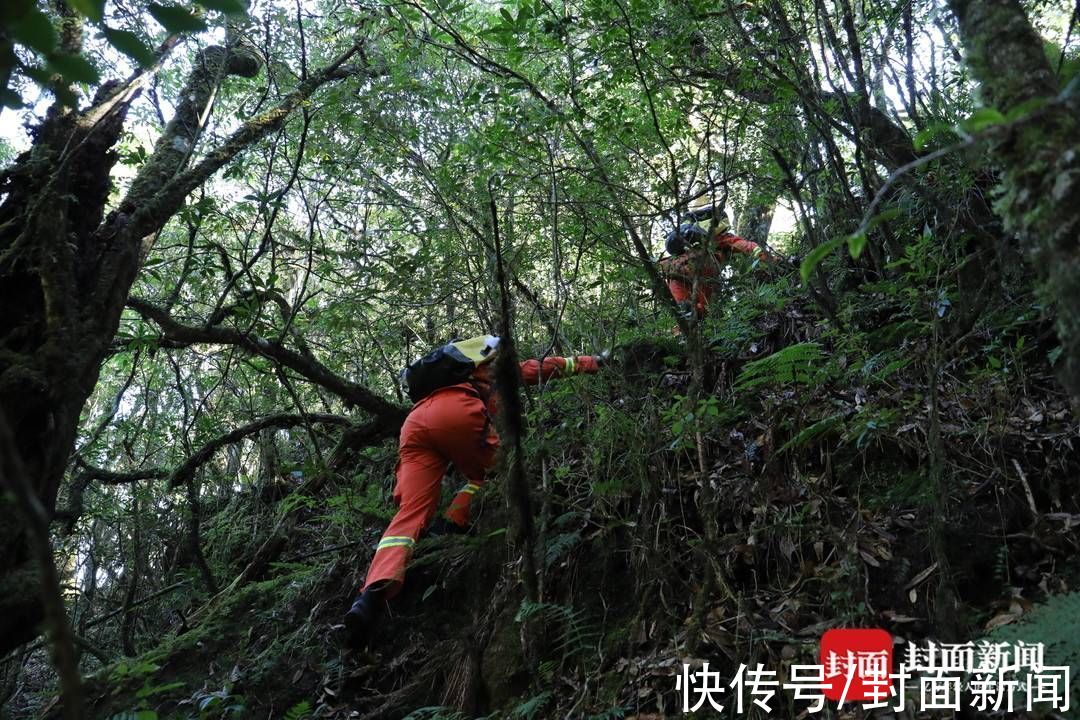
[401,335,500,403]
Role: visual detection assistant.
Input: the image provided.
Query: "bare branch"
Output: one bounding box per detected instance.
[57,414,354,526]
[167,412,352,489]
[127,297,408,427]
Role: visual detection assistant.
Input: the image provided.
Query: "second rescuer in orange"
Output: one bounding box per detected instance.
[660,217,771,319]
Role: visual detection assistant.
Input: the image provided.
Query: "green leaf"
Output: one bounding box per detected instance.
[960,107,1006,134]
[103,28,155,66]
[799,236,844,283]
[195,0,248,15]
[148,4,207,33]
[778,412,845,454]
[48,53,100,83]
[398,5,421,23]
[9,6,58,53]
[1004,97,1048,123]
[846,232,867,259]
[284,702,312,720]
[198,695,222,711]
[869,207,900,229]
[135,681,184,699]
[67,0,106,22]
[912,123,956,152]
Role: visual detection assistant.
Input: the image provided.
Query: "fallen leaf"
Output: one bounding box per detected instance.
[985,613,1020,631]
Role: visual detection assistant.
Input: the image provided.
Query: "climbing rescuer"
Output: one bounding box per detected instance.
[344,335,604,646]
[658,210,771,319]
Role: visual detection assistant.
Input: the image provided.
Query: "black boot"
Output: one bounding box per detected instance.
[344,586,385,648]
[424,516,468,538]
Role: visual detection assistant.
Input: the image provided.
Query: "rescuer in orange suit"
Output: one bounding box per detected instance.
[344,343,603,646]
[659,216,771,319]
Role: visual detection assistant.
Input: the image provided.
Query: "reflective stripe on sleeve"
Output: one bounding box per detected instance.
[376,536,417,551]
[564,357,576,375]
[459,483,483,496]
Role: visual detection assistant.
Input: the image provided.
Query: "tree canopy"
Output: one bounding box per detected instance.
[1,0,1078,716]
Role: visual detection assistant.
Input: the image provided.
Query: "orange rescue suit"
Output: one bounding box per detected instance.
[362,354,600,597]
[659,231,770,318]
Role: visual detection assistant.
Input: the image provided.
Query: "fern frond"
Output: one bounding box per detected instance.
[585,707,628,720]
[284,700,312,720]
[516,600,598,663]
[511,690,553,719]
[734,342,828,391]
[778,412,846,454]
[543,531,581,569]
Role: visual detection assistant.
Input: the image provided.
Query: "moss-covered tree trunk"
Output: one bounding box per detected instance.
[0,42,265,656]
[0,36,375,657]
[948,0,1080,407]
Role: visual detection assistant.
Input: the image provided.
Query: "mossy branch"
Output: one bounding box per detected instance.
[124,42,373,242]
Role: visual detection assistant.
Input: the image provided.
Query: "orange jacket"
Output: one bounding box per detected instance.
[465,354,600,414]
[659,231,770,317]
[659,231,769,280]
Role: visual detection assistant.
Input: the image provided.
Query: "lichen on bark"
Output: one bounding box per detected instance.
[948,0,1080,409]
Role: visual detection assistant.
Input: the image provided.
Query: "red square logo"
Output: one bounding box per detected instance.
[819,628,894,702]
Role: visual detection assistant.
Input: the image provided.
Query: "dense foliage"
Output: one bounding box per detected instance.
[0,0,1078,717]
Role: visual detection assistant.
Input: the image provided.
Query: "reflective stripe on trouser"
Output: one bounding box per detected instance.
[361,386,498,597]
[377,536,417,550]
[445,482,484,527]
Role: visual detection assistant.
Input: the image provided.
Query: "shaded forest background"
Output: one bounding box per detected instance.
[1,0,1079,716]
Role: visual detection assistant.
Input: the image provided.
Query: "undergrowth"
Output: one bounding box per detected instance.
[27,236,1080,720]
